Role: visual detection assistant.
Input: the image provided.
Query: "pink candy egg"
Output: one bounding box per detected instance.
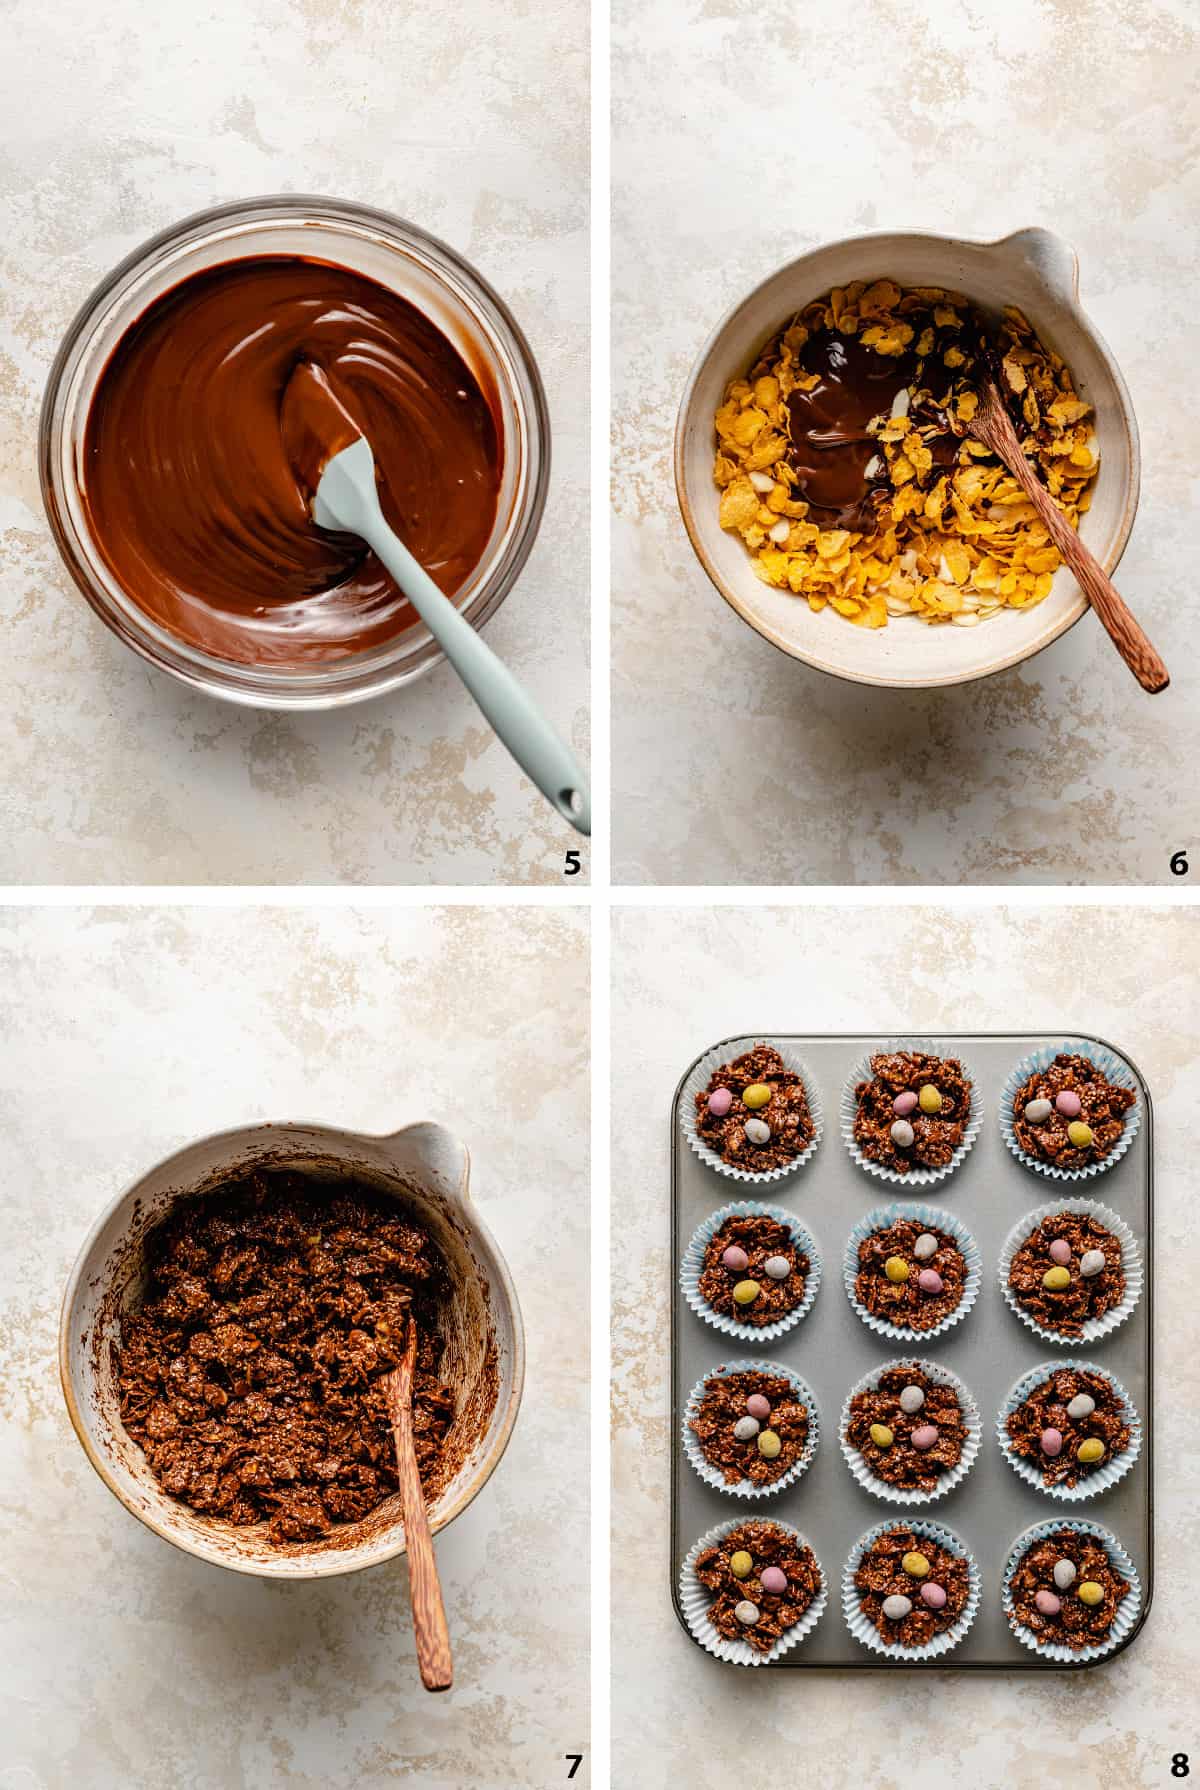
[1034,1589,1062,1616]
[917,1268,943,1294]
[746,1393,771,1422]
[911,1425,939,1451]
[1054,1089,1082,1119]
[708,1087,733,1117]
[721,1245,749,1273]
[919,1581,947,1610]
[893,1091,918,1117]
[1048,1238,1071,1266]
[759,1566,788,1596]
[1040,1428,1064,1457]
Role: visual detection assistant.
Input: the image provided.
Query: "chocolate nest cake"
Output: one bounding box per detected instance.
[694,1519,822,1654]
[1004,1366,1132,1488]
[852,1050,972,1174]
[689,1368,810,1487]
[845,1364,967,1493]
[698,1212,810,1327]
[853,1217,967,1333]
[1011,1051,1135,1169]
[1007,1528,1131,1652]
[694,1044,816,1171]
[1006,1211,1125,1339]
[853,1525,971,1650]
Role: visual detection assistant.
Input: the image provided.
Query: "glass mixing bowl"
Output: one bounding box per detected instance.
[40,195,550,710]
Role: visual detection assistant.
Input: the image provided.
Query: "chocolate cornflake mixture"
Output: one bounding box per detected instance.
[694,1044,815,1171]
[854,1218,965,1332]
[117,1170,454,1545]
[853,1051,972,1173]
[698,1213,809,1327]
[854,1525,970,1648]
[694,1520,822,1653]
[1008,1527,1130,1651]
[1011,1051,1135,1168]
[1007,1211,1125,1339]
[690,1368,809,1487]
[845,1364,965,1492]
[1005,1367,1131,1487]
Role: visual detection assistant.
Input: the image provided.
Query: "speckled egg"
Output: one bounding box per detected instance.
[1024,1097,1052,1123]
[707,1086,734,1118]
[1053,1559,1077,1591]
[721,1245,749,1273]
[918,1085,943,1114]
[898,1385,925,1415]
[917,1268,943,1295]
[1040,1427,1064,1457]
[732,1416,760,1442]
[742,1083,772,1111]
[911,1425,939,1451]
[1055,1089,1082,1119]
[734,1600,760,1625]
[919,1582,947,1610]
[882,1594,912,1621]
[1066,1393,1096,1422]
[1079,1250,1106,1279]
[746,1393,771,1422]
[744,1118,771,1146]
[890,1119,915,1149]
[1048,1238,1072,1266]
[763,1255,790,1281]
[913,1233,939,1262]
[1034,1589,1062,1616]
[732,1280,760,1306]
[729,1551,753,1579]
[884,1256,909,1285]
[893,1091,918,1117]
[760,1566,788,1596]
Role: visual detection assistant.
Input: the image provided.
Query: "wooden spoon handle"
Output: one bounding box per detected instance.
[390,1361,453,1692]
[983,399,1168,693]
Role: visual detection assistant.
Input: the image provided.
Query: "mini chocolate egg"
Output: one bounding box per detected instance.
[1077,1581,1104,1607]
[733,1416,760,1442]
[744,1117,771,1145]
[734,1600,760,1626]
[763,1255,790,1281]
[729,1551,753,1579]
[901,1552,930,1579]
[911,1425,939,1451]
[917,1268,943,1295]
[1079,1249,1106,1279]
[1053,1559,1077,1591]
[757,1430,781,1460]
[1048,1238,1072,1266]
[1040,1428,1064,1457]
[732,1279,760,1306]
[918,1084,942,1114]
[919,1581,947,1610]
[869,1423,894,1449]
[707,1086,734,1118]
[1042,1266,1071,1291]
[721,1245,749,1273]
[1055,1089,1083,1119]
[1024,1097,1052,1123]
[898,1385,925,1415]
[893,1091,918,1117]
[1067,1120,1093,1148]
[746,1393,771,1422]
[884,1256,910,1285]
[742,1083,772,1111]
[1077,1438,1106,1465]
[881,1594,912,1621]
[760,1565,788,1596]
[913,1233,939,1262]
[1034,1589,1062,1617]
[1065,1393,1096,1422]
[890,1119,915,1149]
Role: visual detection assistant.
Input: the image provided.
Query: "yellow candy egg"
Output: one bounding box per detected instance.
[869,1423,894,1449]
[1077,1438,1106,1465]
[1042,1266,1071,1291]
[902,1551,930,1578]
[729,1551,753,1579]
[918,1085,942,1114]
[732,1280,760,1306]
[884,1256,910,1284]
[742,1083,772,1110]
[1067,1120,1094,1148]
[757,1429,782,1460]
[1077,1581,1104,1607]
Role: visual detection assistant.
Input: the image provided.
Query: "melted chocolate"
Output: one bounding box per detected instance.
[82,256,503,666]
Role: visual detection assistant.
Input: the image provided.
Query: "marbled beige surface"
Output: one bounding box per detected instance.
[612,0,1199,885]
[612,904,1199,1787]
[0,0,588,885]
[0,904,589,1787]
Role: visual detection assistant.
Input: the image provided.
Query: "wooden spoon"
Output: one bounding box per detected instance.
[382,1319,453,1692]
[969,376,1168,693]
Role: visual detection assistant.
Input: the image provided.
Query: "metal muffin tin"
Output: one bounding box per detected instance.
[670,1032,1153,1669]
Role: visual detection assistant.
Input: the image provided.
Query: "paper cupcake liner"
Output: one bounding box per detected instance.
[996,1359,1142,1503]
[681,1037,824,1185]
[840,1038,982,1189]
[683,1358,821,1500]
[680,1515,828,1666]
[1002,1518,1143,1664]
[843,1202,982,1344]
[681,1200,822,1343]
[839,1358,981,1507]
[842,1518,981,1660]
[999,1198,1143,1347]
[999,1039,1141,1183]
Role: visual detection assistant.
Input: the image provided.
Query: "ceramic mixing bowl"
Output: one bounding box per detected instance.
[676,228,1140,689]
[59,1118,524,1578]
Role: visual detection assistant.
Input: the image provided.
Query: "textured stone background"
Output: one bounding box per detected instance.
[612,0,1199,886]
[0,0,588,885]
[612,903,1198,1787]
[0,904,589,1787]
